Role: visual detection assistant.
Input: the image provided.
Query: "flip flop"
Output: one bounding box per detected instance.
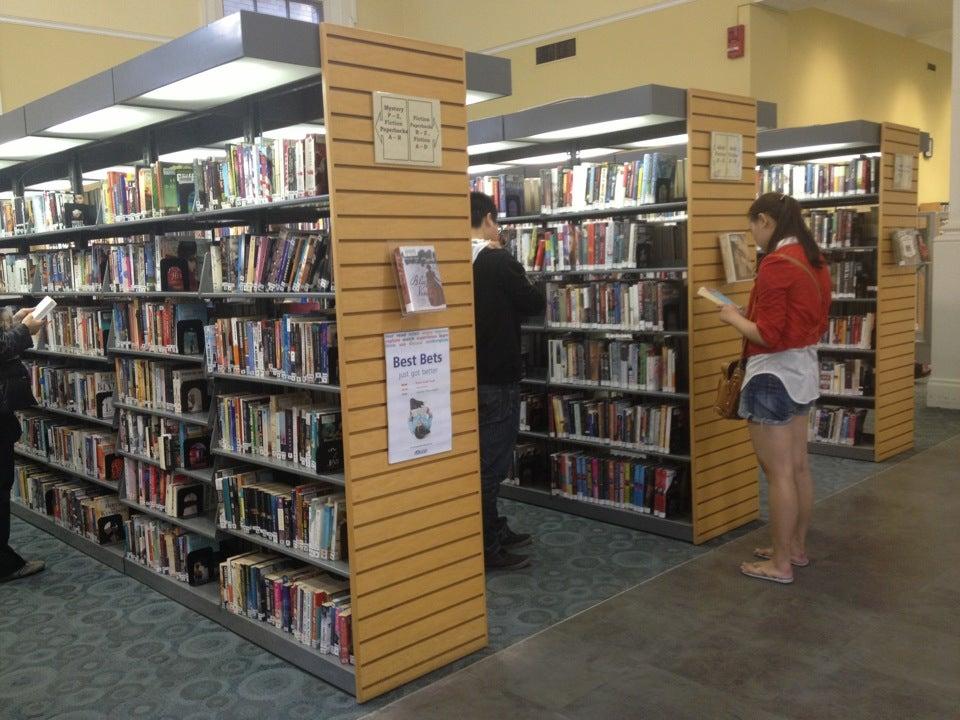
[753,549,810,567]
[740,562,793,585]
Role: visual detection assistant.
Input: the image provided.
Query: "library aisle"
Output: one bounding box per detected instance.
[367,432,960,720]
[3,391,957,719]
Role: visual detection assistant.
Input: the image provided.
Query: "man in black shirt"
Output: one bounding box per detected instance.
[471,192,545,570]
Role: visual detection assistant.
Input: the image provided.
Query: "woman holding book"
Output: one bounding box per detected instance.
[718,193,831,584]
[0,306,46,583]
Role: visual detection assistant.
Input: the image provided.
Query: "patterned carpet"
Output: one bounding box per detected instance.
[2,386,958,719]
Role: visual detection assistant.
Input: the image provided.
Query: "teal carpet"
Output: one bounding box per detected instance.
[2,386,957,719]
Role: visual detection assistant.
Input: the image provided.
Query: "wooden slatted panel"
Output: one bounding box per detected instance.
[320,24,486,702]
[686,89,759,544]
[875,123,919,462]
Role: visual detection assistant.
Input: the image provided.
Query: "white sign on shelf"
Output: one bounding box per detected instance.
[384,327,452,464]
[373,91,443,167]
[893,153,914,191]
[710,131,744,182]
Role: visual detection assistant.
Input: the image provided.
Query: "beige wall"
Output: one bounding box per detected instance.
[0,0,207,111]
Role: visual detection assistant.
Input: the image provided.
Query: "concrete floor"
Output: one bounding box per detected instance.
[363,434,960,720]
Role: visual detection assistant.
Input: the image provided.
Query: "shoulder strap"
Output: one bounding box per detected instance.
[776,252,822,302]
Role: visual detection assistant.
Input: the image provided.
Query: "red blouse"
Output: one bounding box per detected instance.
[744,243,832,359]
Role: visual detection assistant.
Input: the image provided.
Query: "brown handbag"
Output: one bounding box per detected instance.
[713,252,821,420]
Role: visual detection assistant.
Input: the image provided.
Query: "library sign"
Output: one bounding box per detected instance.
[384,328,453,464]
[373,91,443,167]
[709,131,744,182]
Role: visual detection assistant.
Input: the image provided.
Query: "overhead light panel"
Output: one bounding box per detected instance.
[25,179,74,192]
[0,136,89,160]
[622,133,689,149]
[83,165,137,181]
[793,151,882,164]
[466,90,500,105]
[0,160,19,170]
[42,105,186,140]
[468,163,511,174]
[467,140,532,156]
[756,142,866,159]
[505,152,571,166]
[131,58,319,111]
[261,123,326,140]
[577,148,618,160]
[523,115,675,142]
[158,148,227,163]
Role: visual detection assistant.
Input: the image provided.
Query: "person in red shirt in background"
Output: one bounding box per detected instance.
[718,193,831,584]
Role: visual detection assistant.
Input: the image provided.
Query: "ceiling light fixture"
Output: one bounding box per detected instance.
[468,163,511,174]
[755,142,865,159]
[0,136,89,160]
[622,133,689,149]
[467,140,532,156]
[43,106,186,140]
[504,152,571,166]
[523,115,676,142]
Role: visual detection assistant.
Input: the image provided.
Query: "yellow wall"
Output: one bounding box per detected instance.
[750,7,950,203]
[0,1,206,111]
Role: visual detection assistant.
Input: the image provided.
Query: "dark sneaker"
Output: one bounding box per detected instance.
[0,559,45,583]
[484,550,530,570]
[500,527,532,549]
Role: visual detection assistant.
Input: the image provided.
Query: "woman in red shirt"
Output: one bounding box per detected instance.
[719,192,831,584]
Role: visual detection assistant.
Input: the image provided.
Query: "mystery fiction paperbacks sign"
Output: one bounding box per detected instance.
[373,91,442,167]
[384,328,452,464]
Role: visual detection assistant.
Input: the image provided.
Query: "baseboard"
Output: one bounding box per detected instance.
[926,377,960,409]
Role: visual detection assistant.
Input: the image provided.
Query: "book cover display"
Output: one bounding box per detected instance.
[717,232,755,283]
[392,246,446,315]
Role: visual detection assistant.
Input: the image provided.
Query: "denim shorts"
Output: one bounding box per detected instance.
[738,373,813,425]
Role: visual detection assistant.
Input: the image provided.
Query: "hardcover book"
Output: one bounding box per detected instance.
[717,232,755,283]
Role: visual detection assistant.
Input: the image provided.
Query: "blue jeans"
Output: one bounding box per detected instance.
[739,373,813,426]
[478,384,520,556]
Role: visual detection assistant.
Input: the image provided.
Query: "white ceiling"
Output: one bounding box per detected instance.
[758,0,952,52]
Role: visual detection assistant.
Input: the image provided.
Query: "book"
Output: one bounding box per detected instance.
[758,157,879,199]
[892,229,920,267]
[697,286,737,307]
[545,275,685,331]
[393,246,446,315]
[717,232,754,283]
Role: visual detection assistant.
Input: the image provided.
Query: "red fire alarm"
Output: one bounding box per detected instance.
[727,24,745,59]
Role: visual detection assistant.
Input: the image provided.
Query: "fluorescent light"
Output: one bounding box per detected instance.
[25,179,73,192]
[0,191,13,200]
[523,115,676,142]
[622,133,689,149]
[261,123,326,140]
[158,148,226,163]
[43,105,186,139]
[0,136,89,160]
[131,58,319,111]
[577,148,618,159]
[468,163,511,174]
[505,152,571,166]
[466,90,499,105]
[756,142,866,159]
[83,165,137,181]
[0,160,19,170]
[789,151,882,164]
[467,140,531,156]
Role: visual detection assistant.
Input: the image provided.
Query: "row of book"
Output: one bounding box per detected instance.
[542,394,685,455]
[115,358,209,416]
[122,457,208,519]
[39,307,110,357]
[215,392,344,474]
[15,411,119,483]
[25,363,116,421]
[547,337,679,393]
[827,260,872,300]
[124,514,219,586]
[758,158,879,199]
[214,468,347,562]
[820,313,875,349]
[544,278,683,331]
[472,155,686,217]
[808,406,871,446]
[210,230,334,294]
[118,410,211,472]
[111,300,207,356]
[808,209,875,249]
[0,254,31,294]
[97,138,328,223]
[220,552,352,662]
[506,219,687,272]
[13,462,129,545]
[818,359,873,396]
[0,191,87,237]
[204,316,338,385]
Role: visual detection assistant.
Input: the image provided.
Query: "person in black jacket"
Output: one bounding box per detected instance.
[0,306,45,582]
[471,192,546,570]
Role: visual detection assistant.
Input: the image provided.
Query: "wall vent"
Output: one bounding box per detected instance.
[536,38,576,65]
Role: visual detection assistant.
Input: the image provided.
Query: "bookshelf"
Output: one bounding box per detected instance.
[468,87,761,544]
[2,14,507,703]
[757,120,920,462]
